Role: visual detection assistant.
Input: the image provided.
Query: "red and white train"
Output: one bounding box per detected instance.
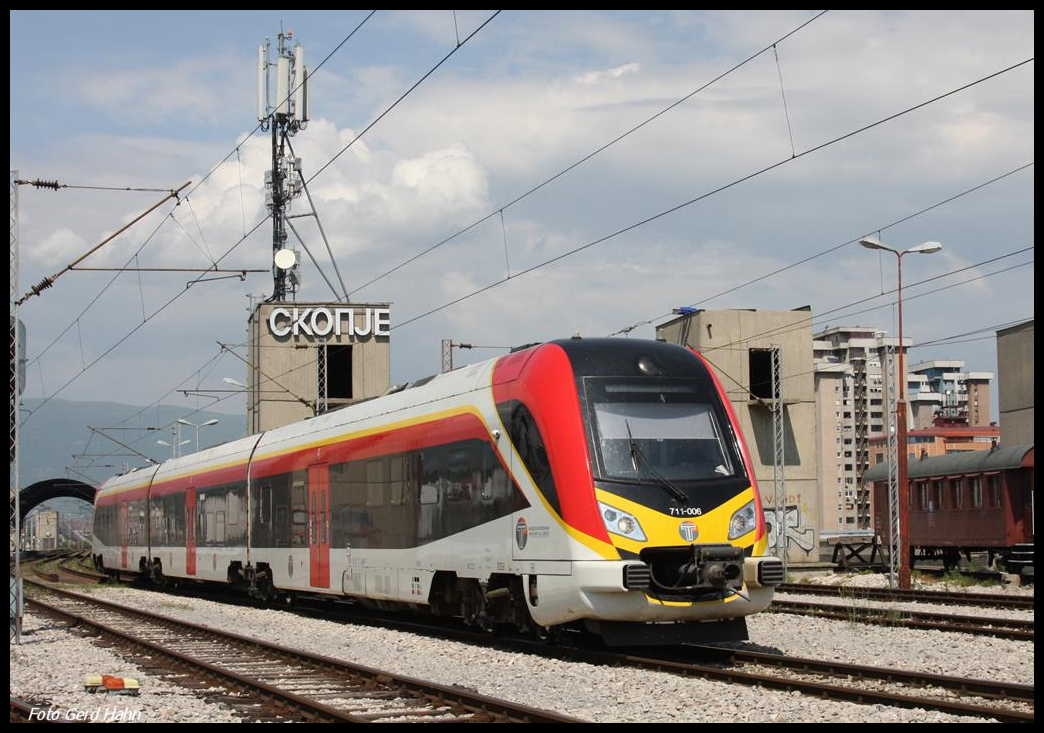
[93,338,783,646]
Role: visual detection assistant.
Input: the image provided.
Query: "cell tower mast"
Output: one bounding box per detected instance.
[258,28,309,302]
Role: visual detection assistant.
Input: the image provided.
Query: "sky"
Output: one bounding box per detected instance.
[9,10,1035,480]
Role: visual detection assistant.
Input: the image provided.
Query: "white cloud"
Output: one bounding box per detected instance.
[576,62,641,85]
[31,228,88,268]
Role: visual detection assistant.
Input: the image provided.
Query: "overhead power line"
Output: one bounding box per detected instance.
[25,11,497,426]
[15,179,175,193]
[306,10,503,187]
[24,14,379,377]
[83,164,1033,469]
[694,250,1034,358]
[390,58,1035,332]
[347,10,830,298]
[610,161,1035,337]
[16,182,190,305]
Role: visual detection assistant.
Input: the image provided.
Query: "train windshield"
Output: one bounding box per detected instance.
[588,379,741,484]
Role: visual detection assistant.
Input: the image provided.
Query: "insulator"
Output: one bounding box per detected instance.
[32,179,61,190]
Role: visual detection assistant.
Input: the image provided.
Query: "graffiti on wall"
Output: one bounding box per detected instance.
[764,504,816,557]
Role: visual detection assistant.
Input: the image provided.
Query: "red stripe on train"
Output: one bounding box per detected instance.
[492,344,610,545]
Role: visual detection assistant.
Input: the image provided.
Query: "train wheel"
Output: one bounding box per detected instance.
[530,624,558,643]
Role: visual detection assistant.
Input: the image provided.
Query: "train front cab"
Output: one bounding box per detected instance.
[494,340,783,645]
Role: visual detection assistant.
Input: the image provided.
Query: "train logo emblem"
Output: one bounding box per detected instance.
[515,518,529,550]
[679,521,698,542]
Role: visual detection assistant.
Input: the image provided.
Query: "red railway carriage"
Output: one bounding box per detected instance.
[94,338,784,646]
[867,444,1034,572]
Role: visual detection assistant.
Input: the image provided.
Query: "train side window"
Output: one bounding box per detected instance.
[951,479,963,509]
[389,455,410,506]
[366,459,385,507]
[419,449,442,505]
[988,476,1002,508]
[918,483,929,512]
[970,478,983,509]
[291,473,308,547]
[228,490,240,526]
[260,484,272,523]
[275,505,289,547]
[419,483,440,505]
[445,446,474,503]
[198,498,206,543]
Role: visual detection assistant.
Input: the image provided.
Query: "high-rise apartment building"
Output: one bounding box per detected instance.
[907,360,992,429]
[813,326,908,530]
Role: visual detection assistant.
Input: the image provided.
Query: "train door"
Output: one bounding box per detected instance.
[185,485,197,575]
[308,463,330,588]
[120,500,128,569]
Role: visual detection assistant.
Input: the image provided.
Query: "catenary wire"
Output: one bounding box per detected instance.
[22,13,377,374]
[346,10,829,298]
[35,12,498,432]
[389,59,1034,332]
[608,161,1034,337]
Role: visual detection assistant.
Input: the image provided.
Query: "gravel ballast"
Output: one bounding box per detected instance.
[10,610,243,723]
[41,582,1031,723]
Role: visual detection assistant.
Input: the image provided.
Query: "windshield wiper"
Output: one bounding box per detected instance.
[625,420,689,504]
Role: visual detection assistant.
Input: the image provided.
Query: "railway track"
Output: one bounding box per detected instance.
[11,698,43,723]
[274,597,1035,722]
[776,582,1034,611]
[55,553,107,584]
[22,560,1034,722]
[768,599,1033,641]
[23,581,583,723]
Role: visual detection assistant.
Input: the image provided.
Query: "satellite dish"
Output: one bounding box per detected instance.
[274,248,297,270]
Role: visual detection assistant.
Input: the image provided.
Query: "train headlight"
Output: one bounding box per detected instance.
[728,501,757,540]
[598,502,647,542]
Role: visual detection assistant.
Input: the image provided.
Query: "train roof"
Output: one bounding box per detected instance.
[863,444,1034,482]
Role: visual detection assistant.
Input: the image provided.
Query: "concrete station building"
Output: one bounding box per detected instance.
[997,319,1034,446]
[246,302,392,434]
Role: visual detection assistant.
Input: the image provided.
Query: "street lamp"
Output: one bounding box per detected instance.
[177,418,219,454]
[859,235,942,590]
[156,438,191,459]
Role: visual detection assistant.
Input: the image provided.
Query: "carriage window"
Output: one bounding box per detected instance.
[228,491,240,526]
[216,512,226,543]
[419,449,442,505]
[445,447,474,503]
[260,484,272,523]
[917,482,929,512]
[366,459,385,507]
[952,480,963,509]
[389,455,411,506]
[931,481,943,512]
[419,481,439,505]
[970,478,983,509]
[275,505,289,547]
[988,476,1002,508]
[291,473,308,547]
